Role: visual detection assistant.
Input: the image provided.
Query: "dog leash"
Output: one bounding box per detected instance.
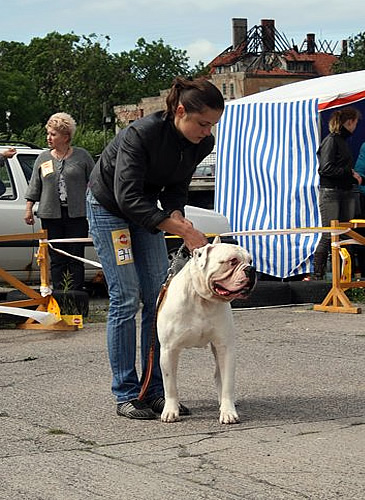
[138,243,188,401]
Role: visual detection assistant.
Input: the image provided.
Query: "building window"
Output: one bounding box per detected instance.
[222,83,227,95]
[230,83,235,98]
[287,61,313,72]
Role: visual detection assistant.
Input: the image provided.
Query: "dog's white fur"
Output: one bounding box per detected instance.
[157,240,255,424]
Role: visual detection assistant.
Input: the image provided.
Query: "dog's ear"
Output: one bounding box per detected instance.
[212,235,221,245]
[193,244,213,270]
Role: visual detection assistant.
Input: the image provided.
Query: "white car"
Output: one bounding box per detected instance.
[0,142,234,285]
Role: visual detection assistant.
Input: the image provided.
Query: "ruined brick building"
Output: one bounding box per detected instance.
[114,18,344,126]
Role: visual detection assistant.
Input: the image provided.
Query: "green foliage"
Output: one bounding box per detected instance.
[333,32,365,73]
[346,287,365,303]
[20,123,114,158]
[123,38,191,102]
[21,124,48,147]
[0,70,45,135]
[0,31,198,137]
[73,127,114,159]
[190,61,211,79]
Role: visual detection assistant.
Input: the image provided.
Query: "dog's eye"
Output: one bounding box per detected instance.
[230,258,239,266]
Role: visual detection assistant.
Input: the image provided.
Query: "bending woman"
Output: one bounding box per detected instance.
[86,76,225,419]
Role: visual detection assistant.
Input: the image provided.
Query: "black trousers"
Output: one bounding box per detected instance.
[314,187,356,278]
[41,208,89,290]
[353,194,365,277]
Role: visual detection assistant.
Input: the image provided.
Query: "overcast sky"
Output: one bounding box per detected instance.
[2,0,364,66]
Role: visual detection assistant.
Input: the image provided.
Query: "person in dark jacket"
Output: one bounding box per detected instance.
[313,106,363,279]
[25,113,95,290]
[353,142,365,277]
[86,76,225,420]
[354,142,365,214]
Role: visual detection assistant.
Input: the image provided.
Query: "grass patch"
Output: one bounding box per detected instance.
[86,302,109,323]
[346,287,365,303]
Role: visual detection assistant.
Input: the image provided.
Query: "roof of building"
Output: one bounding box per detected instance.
[209,21,339,78]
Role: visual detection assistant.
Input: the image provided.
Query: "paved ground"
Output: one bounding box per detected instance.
[0,304,364,500]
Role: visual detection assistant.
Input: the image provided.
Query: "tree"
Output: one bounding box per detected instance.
[25,32,80,115]
[121,38,191,103]
[190,61,211,79]
[59,34,118,128]
[0,32,202,135]
[0,70,45,135]
[333,32,365,73]
[0,41,28,73]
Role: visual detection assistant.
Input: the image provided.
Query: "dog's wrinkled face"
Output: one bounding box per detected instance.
[191,242,256,302]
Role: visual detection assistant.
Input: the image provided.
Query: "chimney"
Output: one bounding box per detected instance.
[232,18,248,49]
[341,39,348,56]
[307,33,315,54]
[261,19,275,52]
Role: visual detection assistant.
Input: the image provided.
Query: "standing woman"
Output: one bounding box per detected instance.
[24,112,95,290]
[313,106,364,279]
[87,76,225,419]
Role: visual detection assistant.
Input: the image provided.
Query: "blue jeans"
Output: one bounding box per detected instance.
[86,190,168,403]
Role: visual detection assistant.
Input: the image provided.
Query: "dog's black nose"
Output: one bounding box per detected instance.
[244,266,256,282]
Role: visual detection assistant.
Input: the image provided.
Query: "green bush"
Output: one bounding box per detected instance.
[20,124,47,147]
[346,287,365,303]
[19,125,115,159]
[73,127,115,160]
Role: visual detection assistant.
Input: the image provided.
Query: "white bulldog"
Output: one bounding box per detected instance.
[157,240,256,424]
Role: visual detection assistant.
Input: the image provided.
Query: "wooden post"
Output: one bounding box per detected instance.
[314,220,362,314]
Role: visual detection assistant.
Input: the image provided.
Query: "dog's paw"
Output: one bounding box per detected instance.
[161,406,180,423]
[219,408,240,424]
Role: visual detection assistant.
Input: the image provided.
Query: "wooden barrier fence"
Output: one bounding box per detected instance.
[314,220,365,314]
[0,230,77,330]
[1,222,364,328]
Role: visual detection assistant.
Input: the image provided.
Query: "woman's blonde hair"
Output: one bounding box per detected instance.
[46,112,77,139]
[328,107,361,134]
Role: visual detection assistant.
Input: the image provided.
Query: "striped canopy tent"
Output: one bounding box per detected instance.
[215,70,365,278]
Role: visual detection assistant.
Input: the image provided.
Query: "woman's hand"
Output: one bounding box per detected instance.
[2,148,17,159]
[158,210,208,251]
[352,170,362,185]
[24,202,35,225]
[24,211,35,225]
[182,227,208,251]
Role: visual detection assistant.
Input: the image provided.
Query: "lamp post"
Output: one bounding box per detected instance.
[5,110,11,139]
[102,102,113,147]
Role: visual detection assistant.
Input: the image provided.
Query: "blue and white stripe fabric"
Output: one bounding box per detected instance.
[215,98,321,278]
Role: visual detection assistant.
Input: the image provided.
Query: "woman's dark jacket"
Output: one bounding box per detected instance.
[89,111,214,233]
[317,127,360,190]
